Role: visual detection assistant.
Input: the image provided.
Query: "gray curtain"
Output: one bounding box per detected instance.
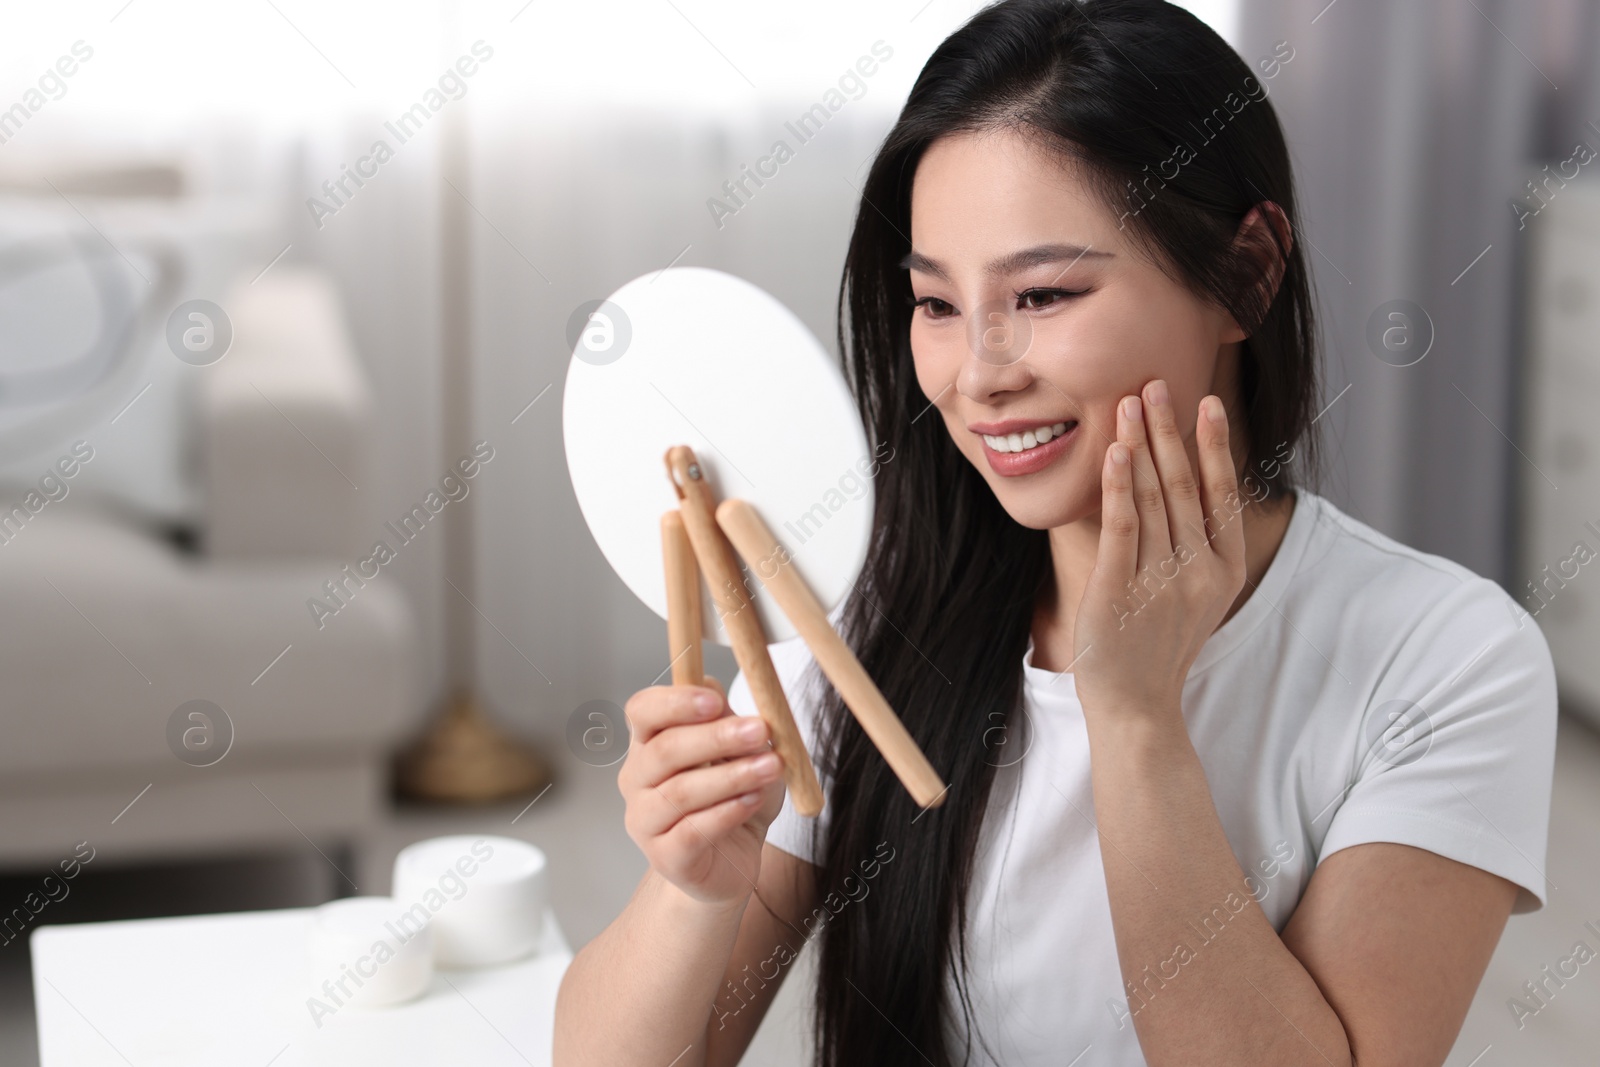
[1234,0,1592,583]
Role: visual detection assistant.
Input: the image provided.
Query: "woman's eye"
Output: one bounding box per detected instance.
[913,296,956,319]
[1016,287,1085,310]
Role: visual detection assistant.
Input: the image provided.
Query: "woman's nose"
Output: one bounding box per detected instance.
[957,299,1035,401]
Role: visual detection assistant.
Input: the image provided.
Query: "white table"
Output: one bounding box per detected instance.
[31,906,573,1065]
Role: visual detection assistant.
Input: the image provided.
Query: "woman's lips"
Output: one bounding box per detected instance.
[980,421,1079,476]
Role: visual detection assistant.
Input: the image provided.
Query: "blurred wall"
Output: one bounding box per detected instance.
[1236,0,1598,582]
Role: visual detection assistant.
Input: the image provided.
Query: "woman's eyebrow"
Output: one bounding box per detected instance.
[900,243,1113,280]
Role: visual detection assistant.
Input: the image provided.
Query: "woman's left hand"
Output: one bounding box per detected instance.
[1071,379,1248,722]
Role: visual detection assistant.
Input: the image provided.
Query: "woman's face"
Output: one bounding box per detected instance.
[906,127,1246,531]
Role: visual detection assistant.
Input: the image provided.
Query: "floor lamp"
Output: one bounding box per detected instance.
[394,79,551,804]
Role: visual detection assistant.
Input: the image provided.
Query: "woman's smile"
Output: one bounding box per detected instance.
[970,417,1080,476]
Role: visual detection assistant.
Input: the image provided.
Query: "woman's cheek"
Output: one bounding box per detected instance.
[909,325,956,405]
[1087,401,1122,461]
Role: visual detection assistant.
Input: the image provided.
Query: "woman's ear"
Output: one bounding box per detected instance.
[1222,201,1294,341]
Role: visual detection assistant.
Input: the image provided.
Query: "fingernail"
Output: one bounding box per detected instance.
[1205,396,1225,424]
[696,690,720,714]
[1110,442,1129,466]
[1147,380,1169,406]
[735,717,764,741]
[751,753,780,775]
[1123,396,1142,422]
[739,791,762,806]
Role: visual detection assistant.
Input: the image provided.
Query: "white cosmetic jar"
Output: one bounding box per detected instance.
[307,896,434,1008]
[391,835,548,969]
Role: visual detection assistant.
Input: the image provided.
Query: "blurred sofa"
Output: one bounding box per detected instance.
[0,268,420,873]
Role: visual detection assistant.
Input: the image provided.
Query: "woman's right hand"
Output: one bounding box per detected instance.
[618,678,787,907]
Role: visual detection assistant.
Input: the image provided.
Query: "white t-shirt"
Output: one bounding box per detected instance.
[727,489,1558,1066]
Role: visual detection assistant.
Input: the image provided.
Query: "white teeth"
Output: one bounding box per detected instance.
[983,421,1071,453]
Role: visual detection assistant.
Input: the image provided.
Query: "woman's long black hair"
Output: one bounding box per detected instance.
[791,1,1321,1064]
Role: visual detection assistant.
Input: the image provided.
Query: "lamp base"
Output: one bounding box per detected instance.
[393,689,552,804]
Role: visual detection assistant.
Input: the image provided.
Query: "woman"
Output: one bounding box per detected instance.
[554,2,1557,1064]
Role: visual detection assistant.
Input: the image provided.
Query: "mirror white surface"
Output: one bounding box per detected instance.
[563,267,877,646]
